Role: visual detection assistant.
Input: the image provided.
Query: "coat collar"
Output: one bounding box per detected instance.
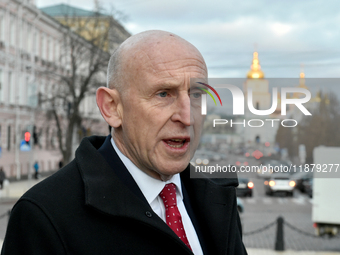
[75,136,192,253]
[76,136,158,218]
[76,135,240,255]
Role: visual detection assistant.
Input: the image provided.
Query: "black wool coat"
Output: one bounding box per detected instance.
[1,136,247,255]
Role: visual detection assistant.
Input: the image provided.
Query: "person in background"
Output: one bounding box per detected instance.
[33,161,39,179]
[0,167,6,189]
[58,160,64,169]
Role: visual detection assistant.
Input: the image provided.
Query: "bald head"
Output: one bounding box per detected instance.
[107,30,207,94]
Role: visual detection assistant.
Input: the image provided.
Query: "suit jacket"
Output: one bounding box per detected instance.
[1,136,247,255]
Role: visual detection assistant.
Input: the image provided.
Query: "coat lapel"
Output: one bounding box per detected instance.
[97,135,147,203]
[75,136,193,254]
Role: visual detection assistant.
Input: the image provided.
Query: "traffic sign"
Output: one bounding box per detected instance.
[20,140,31,151]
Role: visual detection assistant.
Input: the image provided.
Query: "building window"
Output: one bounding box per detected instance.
[7,125,11,151]
[55,40,60,64]
[27,25,32,52]
[18,20,23,50]
[23,76,29,106]
[0,14,4,41]
[8,72,15,104]
[19,75,26,105]
[41,35,46,60]
[10,15,16,46]
[45,127,49,149]
[0,69,2,102]
[34,31,39,56]
[48,38,53,61]
[8,72,12,104]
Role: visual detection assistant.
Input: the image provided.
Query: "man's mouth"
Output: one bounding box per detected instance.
[163,138,189,148]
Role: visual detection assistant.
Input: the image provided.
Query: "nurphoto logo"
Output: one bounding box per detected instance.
[200,83,311,116]
[195,80,313,128]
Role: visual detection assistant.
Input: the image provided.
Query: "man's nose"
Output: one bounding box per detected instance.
[171,93,192,126]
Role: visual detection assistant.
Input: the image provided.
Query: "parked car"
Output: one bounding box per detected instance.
[264,173,296,196]
[291,171,313,193]
[237,178,254,197]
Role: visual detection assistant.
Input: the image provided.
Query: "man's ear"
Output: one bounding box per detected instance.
[96,87,123,128]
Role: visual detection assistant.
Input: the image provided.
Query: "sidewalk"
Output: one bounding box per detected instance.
[0,177,45,199]
[0,178,339,255]
[247,249,340,255]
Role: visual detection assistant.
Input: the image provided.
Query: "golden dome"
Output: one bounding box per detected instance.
[299,71,308,90]
[312,91,329,104]
[293,69,309,98]
[247,51,265,79]
[315,91,322,101]
[324,94,330,104]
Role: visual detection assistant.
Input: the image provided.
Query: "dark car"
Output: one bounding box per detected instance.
[304,178,313,198]
[291,171,313,193]
[237,178,254,197]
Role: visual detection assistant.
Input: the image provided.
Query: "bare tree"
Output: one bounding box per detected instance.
[297,92,340,163]
[276,91,340,163]
[40,6,129,163]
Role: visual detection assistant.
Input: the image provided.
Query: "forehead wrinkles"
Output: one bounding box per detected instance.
[140,48,207,78]
[154,59,207,76]
[121,38,207,92]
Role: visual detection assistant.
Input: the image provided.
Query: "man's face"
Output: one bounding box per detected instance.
[115,38,207,181]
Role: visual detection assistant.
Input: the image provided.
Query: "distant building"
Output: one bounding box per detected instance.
[234,51,280,147]
[40,3,130,54]
[0,0,129,179]
[235,51,321,151]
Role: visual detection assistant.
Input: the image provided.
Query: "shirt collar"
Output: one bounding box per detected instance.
[110,138,183,204]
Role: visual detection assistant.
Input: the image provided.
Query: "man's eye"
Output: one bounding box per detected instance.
[190,92,202,99]
[158,92,168,97]
[192,93,201,99]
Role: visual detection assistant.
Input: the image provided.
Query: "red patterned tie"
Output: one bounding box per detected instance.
[160,183,192,250]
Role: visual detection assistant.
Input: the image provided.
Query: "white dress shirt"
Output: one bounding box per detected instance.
[111,138,203,255]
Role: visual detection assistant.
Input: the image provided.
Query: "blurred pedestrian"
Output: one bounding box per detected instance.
[33,161,39,179]
[0,167,6,189]
[58,160,64,169]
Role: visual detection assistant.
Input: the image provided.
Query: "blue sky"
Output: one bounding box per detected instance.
[37,0,340,78]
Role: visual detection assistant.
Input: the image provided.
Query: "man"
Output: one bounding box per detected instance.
[1,30,247,255]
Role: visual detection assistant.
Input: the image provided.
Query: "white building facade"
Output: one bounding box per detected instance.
[0,0,112,179]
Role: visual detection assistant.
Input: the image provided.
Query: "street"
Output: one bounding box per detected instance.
[239,169,340,252]
[196,151,340,253]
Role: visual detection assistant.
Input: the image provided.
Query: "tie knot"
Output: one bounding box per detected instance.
[160,183,177,208]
